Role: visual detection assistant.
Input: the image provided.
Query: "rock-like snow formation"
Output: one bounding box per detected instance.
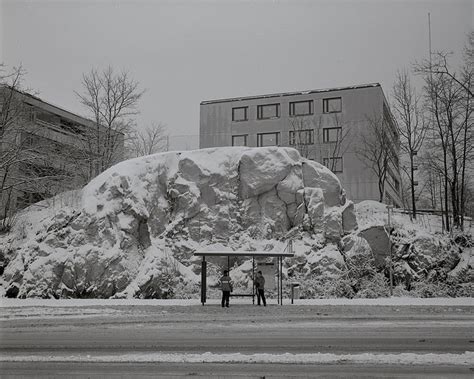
[1,148,471,299]
[1,147,356,298]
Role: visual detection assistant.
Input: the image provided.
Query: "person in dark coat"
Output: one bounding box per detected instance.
[219,270,233,308]
[255,270,266,306]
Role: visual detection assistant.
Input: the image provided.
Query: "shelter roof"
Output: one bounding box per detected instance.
[194,250,294,258]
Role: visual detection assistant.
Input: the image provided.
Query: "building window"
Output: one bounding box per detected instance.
[257,103,280,120]
[289,100,313,116]
[289,129,314,145]
[323,97,342,113]
[232,106,248,122]
[257,132,280,147]
[322,127,342,143]
[322,157,343,173]
[232,135,247,146]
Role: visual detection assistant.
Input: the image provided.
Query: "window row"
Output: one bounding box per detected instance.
[232,97,342,122]
[232,127,342,147]
[232,133,343,172]
[233,128,343,146]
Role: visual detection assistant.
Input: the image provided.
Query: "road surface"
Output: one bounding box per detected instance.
[1,301,473,377]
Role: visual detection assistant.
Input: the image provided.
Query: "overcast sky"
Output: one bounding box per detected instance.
[1,0,472,149]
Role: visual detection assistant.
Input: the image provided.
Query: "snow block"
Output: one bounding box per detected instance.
[305,244,347,279]
[301,159,342,207]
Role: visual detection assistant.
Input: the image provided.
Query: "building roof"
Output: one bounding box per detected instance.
[200,82,381,105]
[1,85,95,128]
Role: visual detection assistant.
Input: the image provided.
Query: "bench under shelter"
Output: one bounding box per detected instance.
[194,243,294,305]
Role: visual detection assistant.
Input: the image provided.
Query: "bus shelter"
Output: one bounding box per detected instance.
[194,245,294,306]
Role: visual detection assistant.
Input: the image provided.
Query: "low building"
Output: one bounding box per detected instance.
[200,83,401,206]
[0,86,124,220]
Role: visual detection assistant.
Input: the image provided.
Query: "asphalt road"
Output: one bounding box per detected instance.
[1,303,473,377]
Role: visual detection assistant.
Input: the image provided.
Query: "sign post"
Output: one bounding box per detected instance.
[386,205,394,296]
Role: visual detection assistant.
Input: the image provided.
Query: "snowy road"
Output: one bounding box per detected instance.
[0,299,473,377]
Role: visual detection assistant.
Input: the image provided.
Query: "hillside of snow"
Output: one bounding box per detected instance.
[0,147,472,299]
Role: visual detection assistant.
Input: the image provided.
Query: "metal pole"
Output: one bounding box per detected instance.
[277,257,280,305]
[428,12,432,70]
[387,206,393,296]
[252,256,255,305]
[201,256,207,305]
[279,257,281,305]
[281,257,283,306]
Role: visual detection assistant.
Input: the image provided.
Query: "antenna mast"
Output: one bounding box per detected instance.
[428,12,432,69]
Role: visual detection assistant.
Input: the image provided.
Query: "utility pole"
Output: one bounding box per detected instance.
[387,204,394,296]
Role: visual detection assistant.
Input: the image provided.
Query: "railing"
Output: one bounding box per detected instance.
[36,119,86,141]
[35,119,90,150]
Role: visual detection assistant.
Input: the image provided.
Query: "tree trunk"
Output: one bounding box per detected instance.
[410,154,417,219]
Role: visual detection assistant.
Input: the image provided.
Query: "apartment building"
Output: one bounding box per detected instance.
[0,87,124,219]
[200,83,402,206]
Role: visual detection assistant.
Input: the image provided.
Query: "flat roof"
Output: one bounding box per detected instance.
[194,250,294,258]
[200,82,381,105]
[2,86,96,128]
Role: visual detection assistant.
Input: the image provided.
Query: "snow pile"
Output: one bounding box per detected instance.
[0,147,354,299]
[0,147,471,299]
[355,201,473,297]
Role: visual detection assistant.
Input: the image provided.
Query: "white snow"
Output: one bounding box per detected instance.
[1,147,472,300]
[1,297,473,308]
[0,351,472,365]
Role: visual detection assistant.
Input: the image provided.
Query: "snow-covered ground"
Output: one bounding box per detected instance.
[1,297,473,308]
[1,297,472,368]
[2,351,472,366]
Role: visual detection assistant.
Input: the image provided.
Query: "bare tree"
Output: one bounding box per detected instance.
[1,65,30,229]
[423,44,474,98]
[415,44,473,231]
[459,33,474,229]
[127,122,169,158]
[392,69,427,219]
[313,113,351,173]
[288,113,350,175]
[288,116,313,159]
[0,66,71,230]
[75,66,144,178]
[356,113,393,202]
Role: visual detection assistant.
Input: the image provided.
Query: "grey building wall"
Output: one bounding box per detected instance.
[200,83,402,207]
[0,87,125,219]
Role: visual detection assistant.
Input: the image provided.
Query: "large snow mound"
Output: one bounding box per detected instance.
[1,147,353,298]
[1,148,471,299]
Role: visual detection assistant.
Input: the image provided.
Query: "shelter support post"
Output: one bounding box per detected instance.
[194,250,294,306]
[200,256,207,305]
[279,256,283,306]
[252,256,255,305]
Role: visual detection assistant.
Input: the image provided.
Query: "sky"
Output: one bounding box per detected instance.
[1,0,472,150]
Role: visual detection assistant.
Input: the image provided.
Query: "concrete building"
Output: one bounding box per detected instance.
[200,83,401,206]
[0,87,124,220]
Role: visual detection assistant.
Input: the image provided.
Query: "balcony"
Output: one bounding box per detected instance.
[35,119,87,148]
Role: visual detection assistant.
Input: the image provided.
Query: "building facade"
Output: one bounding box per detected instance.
[200,83,401,206]
[0,87,124,221]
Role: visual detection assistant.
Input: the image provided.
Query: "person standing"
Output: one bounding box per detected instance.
[219,270,233,308]
[255,270,266,306]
